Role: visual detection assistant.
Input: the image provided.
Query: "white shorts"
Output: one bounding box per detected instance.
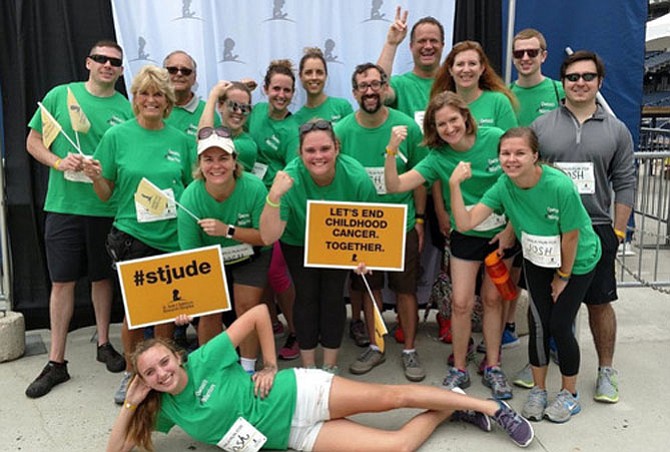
[287,368,333,451]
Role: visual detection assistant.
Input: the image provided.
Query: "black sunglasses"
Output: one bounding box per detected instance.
[564,72,598,82]
[197,126,232,140]
[166,66,194,76]
[299,120,333,135]
[512,48,542,59]
[88,54,123,67]
[225,100,252,116]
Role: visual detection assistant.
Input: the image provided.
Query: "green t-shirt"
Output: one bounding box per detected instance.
[232,132,259,173]
[292,96,353,126]
[155,332,297,450]
[28,81,132,216]
[334,109,427,230]
[94,119,193,252]
[469,90,518,131]
[389,71,434,128]
[165,96,221,139]
[247,102,300,187]
[510,78,565,126]
[178,173,270,258]
[414,127,505,238]
[279,154,378,246]
[480,165,601,274]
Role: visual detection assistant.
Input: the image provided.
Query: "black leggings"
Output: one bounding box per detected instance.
[281,243,348,350]
[523,259,595,377]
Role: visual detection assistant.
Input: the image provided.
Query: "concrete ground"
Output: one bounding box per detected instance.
[1,285,669,451]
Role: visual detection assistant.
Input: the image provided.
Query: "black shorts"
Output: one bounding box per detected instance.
[45,212,114,282]
[450,230,521,262]
[583,224,618,305]
[105,226,163,264]
[227,248,271,289]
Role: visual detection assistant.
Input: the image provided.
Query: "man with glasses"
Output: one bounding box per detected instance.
[24,40,132,398]
[164,50,220,138]
[529,51,635,407]
[510,29,564,127]
[335,63,428,382]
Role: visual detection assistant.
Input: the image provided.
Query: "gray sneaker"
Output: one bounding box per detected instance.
[349,320,370,348]
[441,367,471,390]
[594,367,619,403]
[402,350,426,382]
[452,409,492,432]
[544,389,581,423]
[522,386,547,421]
[349,347,385,375]
[114,371,132,405]
[482,365,513,400]
[512,364,534,389]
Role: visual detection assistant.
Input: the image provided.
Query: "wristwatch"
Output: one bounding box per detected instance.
[226,225,236,239]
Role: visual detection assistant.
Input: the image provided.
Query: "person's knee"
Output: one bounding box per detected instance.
[50,281,76,298]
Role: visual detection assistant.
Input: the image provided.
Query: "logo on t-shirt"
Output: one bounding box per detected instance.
[545,206,560,221]
[195,379,216,404]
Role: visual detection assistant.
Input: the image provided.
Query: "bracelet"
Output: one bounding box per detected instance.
[415,218,425,225]
[614,228,625,240]
[53,158,62,170]
[555,268,571,281]
[265,195,280,208]
[123,400,137,411]
[385,148,397,156]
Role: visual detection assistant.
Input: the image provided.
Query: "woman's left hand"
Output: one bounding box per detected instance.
[252,365,277,399]
[198,218,227,237]
[551,275,568,303]
[387,125,407,154]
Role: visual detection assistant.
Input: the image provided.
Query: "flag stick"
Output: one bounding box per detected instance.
[361,273,387,335]
[174,199,201,222]
[37,102,81,153]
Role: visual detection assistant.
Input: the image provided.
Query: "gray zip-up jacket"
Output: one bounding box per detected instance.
[530,103,636,225]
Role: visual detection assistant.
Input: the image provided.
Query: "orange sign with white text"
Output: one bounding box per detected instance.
[305,201,407,271]
[117,245,230,329]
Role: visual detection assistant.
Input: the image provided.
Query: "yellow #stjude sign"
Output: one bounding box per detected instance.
[117,245,230,329]
[305,201,407,271]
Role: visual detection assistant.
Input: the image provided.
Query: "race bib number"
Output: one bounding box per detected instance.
[135,188,177,223]
[414,110,425,133]
[521,231,561,268]
[365,167,387,195]
[252,162,268,180]
[220,243,254,263]
[466,205,506,232]
[217,417,267,452]
[64,170,93,184]
[555,162,595,194]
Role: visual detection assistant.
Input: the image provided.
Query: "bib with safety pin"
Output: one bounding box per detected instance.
[64,153,93,184]
[414,111,425,133]
[135,187,177,223]
[365,167,387,195]
[217,417,267,452]
[221,243,255,264]
[554,162,595,194]
[466,205,506,232]
[521,231,561,268]
[252,162,268,180]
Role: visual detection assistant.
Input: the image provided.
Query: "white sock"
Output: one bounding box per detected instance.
[240,358,257,373]
[402,348,416,355]
[369,344,380,352]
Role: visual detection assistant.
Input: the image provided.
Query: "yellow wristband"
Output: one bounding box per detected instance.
[53,158,62,170]
[123,400,137,411]
[266,195,280,208]
[556,268,571,280]
[415,218,425,225]
[614,228,625,240]
[386,148,397,156]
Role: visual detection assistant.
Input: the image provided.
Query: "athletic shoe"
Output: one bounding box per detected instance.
[491,400,535,448]
[501,328,520,349]
[544,389,581,423]
[436,312,452,343]
[522,386,548,421]
[512,364,535,389]
[322,364,340,375]
[441,367,471,390]
[402,350,426,382]
[97,342,126,373]
[482,366,513,400]
[278,333,300,360]
[114,371,132,405]
[272,321,285,337]
[349,347,385,375]
[477,354,501,376]
[349,320,370,348]
[25,361,70,398]
[447,337,476,367]
[453,409,492,432]
[594,367,619,403]
[476,339,487,354]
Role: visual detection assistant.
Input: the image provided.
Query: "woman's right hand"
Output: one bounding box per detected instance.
[210,80,233,99]
[449,161,472,186]
[82,157,104,181]
[269,171,293,199]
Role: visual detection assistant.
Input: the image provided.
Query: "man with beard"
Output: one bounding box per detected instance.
[163,50,220,139]
[334,63,428,382]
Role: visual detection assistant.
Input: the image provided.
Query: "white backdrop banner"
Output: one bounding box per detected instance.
[111,0,455,109]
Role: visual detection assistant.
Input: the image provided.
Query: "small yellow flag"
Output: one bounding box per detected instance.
[135,178,168,216]
[67,87,91,133]
[39,104,62,149]
[371,298,388,353]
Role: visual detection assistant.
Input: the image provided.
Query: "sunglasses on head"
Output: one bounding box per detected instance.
[225,100,252,116]
[165,66,194,76]
[88,54,123,67]
[197,126,232,140]
[512,48,542,59]
[299,120,333,135]
[564,72,598,82]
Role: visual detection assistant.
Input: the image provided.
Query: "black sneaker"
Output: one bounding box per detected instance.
[25,361,71,398]
[97,343,126,373]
